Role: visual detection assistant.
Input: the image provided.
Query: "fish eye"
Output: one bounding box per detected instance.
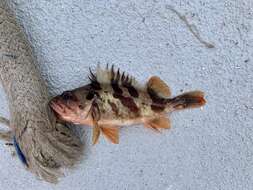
[78,104,84,109]
[61,91,74,100]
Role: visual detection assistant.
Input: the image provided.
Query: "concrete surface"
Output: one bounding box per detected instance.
[0,0,252,189]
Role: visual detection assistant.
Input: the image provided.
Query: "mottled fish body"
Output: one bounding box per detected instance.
[50,65,206,144]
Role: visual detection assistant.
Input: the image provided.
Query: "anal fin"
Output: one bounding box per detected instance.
[101,126,119,144]
[145,117,171,132]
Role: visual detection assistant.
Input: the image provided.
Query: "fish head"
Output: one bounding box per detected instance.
[50,90,92,124]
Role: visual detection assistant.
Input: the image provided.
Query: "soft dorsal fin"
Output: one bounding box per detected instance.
[147,76,171,98]
[89,65,141,89]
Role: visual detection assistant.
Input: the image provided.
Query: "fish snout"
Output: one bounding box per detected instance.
[49,91,82,122]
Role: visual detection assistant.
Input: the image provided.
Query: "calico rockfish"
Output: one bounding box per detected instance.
[50,65,206,144]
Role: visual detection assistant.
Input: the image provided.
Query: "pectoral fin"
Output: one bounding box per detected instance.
[92,124,119,144]
[92,124,101,145]
[145,117,171,132]
[101,126,119,144]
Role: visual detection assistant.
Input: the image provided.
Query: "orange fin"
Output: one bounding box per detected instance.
[171,91,206,110]
[92,124,101,145]
[145,117,171,132]
[147,76,171,97]
[101,126,119,144]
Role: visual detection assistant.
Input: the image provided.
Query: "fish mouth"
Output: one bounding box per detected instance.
[49,96,79,122]
[50,98,65,115]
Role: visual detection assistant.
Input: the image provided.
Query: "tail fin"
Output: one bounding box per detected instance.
[168,91,206,110]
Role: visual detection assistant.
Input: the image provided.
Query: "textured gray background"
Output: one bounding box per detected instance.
[0,0,253,190]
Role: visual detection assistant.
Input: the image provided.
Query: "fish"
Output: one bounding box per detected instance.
[50,65,206,145]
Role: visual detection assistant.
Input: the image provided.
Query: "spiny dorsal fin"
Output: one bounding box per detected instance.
[89,65,141,90]
[147,76,171,98]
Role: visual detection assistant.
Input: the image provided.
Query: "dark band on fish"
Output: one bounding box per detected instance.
[111,82,123,94]
[86,90,100,100]
[108,100,119,116]
[151,104,165,112]
[113,93,139,113]
[147,87,167,112]
[121,71,139,98]
[91,82,101,90]
[109,65,139,98]
[123,84,139,98]
[147,87,167,104]
[110,66,123,94]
